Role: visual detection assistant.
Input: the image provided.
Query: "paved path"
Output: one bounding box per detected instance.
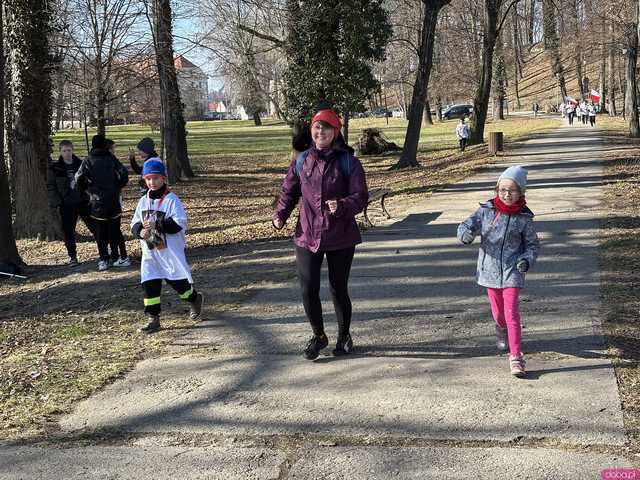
[2,126,633,478]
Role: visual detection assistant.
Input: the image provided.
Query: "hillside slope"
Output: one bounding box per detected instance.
[508,42,618,111]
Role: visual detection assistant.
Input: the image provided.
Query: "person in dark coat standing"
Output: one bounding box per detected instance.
[75,134,129,271]
[47,140,96,265]
[273,107,369,360]
[128,137,159,194]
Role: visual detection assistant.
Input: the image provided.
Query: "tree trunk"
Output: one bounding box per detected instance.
[528,0,535,45]
[493,34,506,121]
[608,22,617,116]
[394,0,451,169]
[470,0,500,145]
[54,68,65,131]
[423,100,434,125]
[252,112,262,126]
[0,0,21,266]
[95,60,106,136]
[512,7,522,109]
[152,0,194,183]
[342,113,350,145]
[599,16,607,112]
[626,14,640,137]
[6,0,58,240]
[543,0,568,101]
[435,96,443,121]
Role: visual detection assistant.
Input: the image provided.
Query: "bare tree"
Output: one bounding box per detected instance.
[469,0,518,145]
[624,0,640,136]
[542,0,568,104]
[0,0,21,266]
[394,0,452,169]
[148,0,194,182]
[66,0,147,136]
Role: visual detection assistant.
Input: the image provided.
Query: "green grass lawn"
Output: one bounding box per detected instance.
[53,116,559,158]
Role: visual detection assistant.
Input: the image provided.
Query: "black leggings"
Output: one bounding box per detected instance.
[94,218,122,261]
[295,245,355,338]
[111,216,128,259]
[459,138,467,152]
[142,278,197,315]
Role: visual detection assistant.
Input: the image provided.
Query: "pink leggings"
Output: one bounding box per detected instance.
[487,287,522,357]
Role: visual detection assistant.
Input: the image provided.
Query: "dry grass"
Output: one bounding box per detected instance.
[597,122,640,455]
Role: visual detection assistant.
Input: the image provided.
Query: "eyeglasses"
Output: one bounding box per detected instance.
[497,189,519,195]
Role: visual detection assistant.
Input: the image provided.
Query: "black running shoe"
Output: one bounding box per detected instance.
[139,315,161,333]
[304,334,328,360]
[332,333,354,356]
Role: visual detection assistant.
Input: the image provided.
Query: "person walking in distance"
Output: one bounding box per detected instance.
[457,166,539,377]
[566,102,575,125]
[587,102,596,127]
[455,117,471,153]
[273,106,368,360]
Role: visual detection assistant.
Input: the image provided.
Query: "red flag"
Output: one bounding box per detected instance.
[590,90,601,103]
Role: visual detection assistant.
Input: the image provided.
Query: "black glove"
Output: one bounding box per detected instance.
[516,259,529,273]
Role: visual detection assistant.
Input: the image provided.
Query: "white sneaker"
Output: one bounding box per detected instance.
[113,257,132,267]
[97,260,109,272]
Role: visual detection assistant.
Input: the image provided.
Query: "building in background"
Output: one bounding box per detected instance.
[175,55,208,121]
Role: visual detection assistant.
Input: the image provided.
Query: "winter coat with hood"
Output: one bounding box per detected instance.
[274,144,368,253]
[457,199,540,289]
[46,155,87,208]
[75,148,129,219]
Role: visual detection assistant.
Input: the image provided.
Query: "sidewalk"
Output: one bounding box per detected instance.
[2,126,632,478]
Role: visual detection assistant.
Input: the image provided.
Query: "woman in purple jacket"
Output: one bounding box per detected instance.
[273,108,369,360]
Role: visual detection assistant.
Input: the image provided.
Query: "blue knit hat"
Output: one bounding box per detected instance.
[142,158,166,177]
[498,165,528,192]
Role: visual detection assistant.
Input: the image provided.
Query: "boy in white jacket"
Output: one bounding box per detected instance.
[455,117,471,152]
[131,159,203,333]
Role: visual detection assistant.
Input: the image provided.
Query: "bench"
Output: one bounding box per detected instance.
[362,188,391,226]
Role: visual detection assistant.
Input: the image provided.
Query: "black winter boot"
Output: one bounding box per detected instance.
[140,314,161,333]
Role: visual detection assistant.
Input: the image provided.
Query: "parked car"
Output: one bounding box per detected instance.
[370,107,392,118]
[391,108,405,118]
[204,111,225,120]
[442,104,473,120]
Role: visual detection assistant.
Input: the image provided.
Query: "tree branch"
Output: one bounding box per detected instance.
[237,24,284,48]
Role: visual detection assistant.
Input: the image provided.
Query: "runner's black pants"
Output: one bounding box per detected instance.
[59,203,95,258]
[295,245,355,338]
[142,278,197,316]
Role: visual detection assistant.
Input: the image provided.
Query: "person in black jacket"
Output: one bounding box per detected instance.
[128,137,159,194]
[75,134,129,271]
[47,140,96,265]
